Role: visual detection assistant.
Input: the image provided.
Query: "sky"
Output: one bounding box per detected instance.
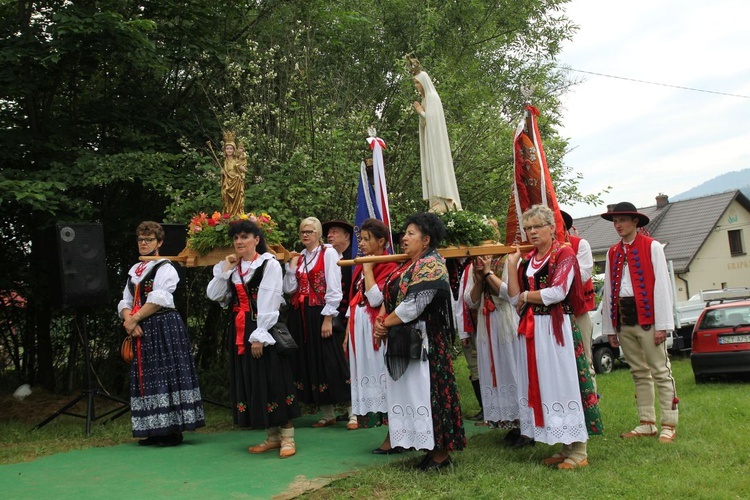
[555,0,750,220]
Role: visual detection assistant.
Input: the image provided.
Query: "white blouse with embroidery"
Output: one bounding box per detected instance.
[206,252,284,346]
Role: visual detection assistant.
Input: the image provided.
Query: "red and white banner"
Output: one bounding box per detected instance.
[506,104,567,245]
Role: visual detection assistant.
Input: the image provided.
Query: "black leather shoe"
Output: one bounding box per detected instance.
[372,446,403,455]
[415,453,432,469]
[511,435,535,449]
[467,410,484,422]
[157,432,184,447]
[503,428,521,444]
[138,436,160,446]
[419,456,452,472]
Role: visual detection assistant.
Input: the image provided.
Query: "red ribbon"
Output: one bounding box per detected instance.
[482,296,497,387]
[518,306,543,426]
[130,285,145,397]
[232,284,251,355]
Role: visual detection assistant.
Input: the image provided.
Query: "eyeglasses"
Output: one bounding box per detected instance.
[523,224,549,232]
[299,230,316,236]
[136,237,157,243]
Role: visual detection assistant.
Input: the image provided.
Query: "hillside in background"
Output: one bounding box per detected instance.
[672,168,750,201]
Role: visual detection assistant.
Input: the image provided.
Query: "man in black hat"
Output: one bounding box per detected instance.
[560,210,597,391]
[322,219,356,426]
[323,219,355,313]
[600,202,678,443]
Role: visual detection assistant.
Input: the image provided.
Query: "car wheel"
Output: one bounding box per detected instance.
[593,346,615,374]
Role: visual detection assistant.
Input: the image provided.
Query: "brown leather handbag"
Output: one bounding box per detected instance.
[121,336,134,363]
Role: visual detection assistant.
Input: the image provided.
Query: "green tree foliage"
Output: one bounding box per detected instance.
[0,0,598,392]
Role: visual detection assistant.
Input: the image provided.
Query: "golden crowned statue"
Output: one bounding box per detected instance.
[209,131,247,216]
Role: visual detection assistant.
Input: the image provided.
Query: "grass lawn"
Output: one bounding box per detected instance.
[2,357,749,498]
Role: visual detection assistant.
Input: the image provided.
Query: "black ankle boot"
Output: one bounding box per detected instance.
[157,432,184,447]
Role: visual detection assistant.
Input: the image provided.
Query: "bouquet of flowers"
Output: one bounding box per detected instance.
[187,211,282,255]
[438,209,499,247]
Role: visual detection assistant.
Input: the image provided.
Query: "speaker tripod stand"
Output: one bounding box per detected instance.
[32,311,130,436]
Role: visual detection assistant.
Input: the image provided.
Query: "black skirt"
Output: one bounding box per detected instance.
[228,313,301,428]
[288,303,351,405]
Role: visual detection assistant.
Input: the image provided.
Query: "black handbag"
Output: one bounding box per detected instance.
[270,322,297,355]
[395,323,427,361]
[385,322,427,381]
[332,314,347,337]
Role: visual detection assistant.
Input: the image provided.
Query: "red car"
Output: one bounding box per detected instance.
[691,300,750,383]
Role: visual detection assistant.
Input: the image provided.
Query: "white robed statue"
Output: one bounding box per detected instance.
[408,55,462,212]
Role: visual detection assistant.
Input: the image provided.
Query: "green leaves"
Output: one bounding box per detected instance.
[0,177,65,213]
[438,209,499,247]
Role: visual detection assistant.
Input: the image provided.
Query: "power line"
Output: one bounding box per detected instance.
[567,68,750,100]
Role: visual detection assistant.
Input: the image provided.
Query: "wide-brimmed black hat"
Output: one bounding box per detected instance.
[322,219,354,238]
[600,202,650,227]
[560,210,573,231]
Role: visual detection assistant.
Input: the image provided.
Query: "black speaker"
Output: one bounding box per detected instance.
[52,223,110,308]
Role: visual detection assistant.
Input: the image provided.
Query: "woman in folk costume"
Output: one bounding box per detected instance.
[283,216,351,427]
[373,212,465,471]
[410,59,462,212]
[206,219,299,458]
[119,221,205,447]
[507,205,602,469]
[464,255,526,445]
[346,219,399,445]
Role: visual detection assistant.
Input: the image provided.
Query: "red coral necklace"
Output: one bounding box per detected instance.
[237,253,259,277]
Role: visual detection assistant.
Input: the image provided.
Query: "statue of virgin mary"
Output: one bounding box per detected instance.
[409,57,462,212]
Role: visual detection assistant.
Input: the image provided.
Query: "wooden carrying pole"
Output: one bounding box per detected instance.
[337,244,534,267]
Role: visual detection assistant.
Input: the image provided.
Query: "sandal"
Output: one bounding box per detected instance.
[542,452,567,466]
[346,416,359,430]
[558,457,589,470]
[311,418,336,428]
[620,421,657,438]
[280,440,296,458]
[658,425,676,443]
[248,439,280,453]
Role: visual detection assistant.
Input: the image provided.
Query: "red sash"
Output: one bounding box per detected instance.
[482,294,498,387]
[232,283,251,355]
[518,306,543,426]
[130,285,145,398]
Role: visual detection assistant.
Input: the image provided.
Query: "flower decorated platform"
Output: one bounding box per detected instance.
[140,211,291,266]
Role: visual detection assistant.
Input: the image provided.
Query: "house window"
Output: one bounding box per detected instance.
[728,229,745,256]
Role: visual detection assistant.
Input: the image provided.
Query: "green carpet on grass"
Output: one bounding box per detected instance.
[1,414,491,499]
